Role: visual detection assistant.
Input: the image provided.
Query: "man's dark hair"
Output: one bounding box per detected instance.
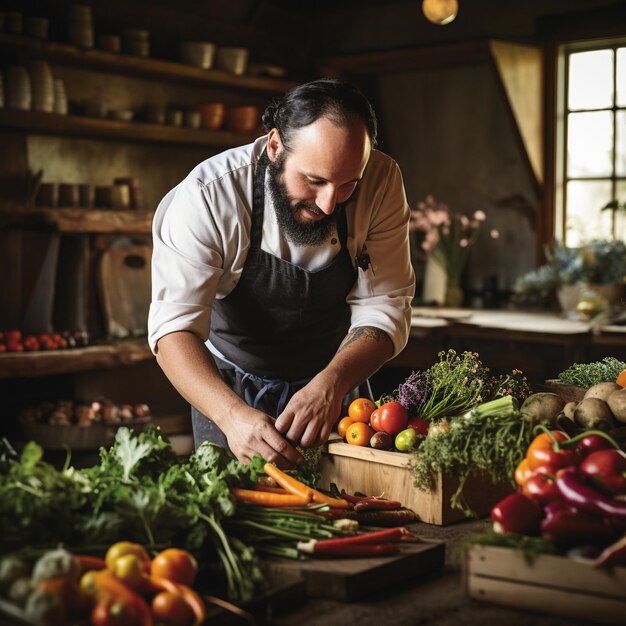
[262,79,378,149]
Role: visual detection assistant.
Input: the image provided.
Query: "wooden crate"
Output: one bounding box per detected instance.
[319,440,512,525]
[465,545,626,624]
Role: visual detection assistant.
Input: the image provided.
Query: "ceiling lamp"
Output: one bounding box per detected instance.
[422,0,458,25]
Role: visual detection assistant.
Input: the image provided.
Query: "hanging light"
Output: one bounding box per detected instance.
[422,0,458,25]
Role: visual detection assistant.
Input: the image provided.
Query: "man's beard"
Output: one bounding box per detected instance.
[267,154,345,247]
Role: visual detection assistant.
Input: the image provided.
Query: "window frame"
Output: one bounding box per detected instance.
[554,37,626,246]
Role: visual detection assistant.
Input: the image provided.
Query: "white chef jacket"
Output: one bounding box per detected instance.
[148,136,415,360]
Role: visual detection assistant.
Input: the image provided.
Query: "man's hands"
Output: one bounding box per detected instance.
[221,405,304,469]
[274,372,343,448]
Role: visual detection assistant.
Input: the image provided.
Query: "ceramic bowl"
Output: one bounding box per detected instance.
[195,103,226,130]
[215,47,249,75]
[179,42,216,69]
[225,105,260,134]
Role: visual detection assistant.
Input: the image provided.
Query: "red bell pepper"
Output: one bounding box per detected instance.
[526,430,578,472]
[577,433,616,457]
[521,472,561,506]
[541,507,618,549]
[491,493,542,535]
[580,449,626,495]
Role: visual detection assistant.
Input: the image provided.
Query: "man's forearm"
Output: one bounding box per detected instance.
[155,331,245,430]
[321,326,394,397]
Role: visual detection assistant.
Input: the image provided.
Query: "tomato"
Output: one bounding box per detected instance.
[337,416,355,439]
[348,398,376,423]
[346,422,374,446]
[369,408,384,432]
[151,591,195,626]
[407,417,429,436]
[580,449,626,494]
[394,428,419,452]
[105,542,150,572]
[521,472,560,505]
[150,549,198,587]
[378,402,408,436]
[91,600,136,626]
[111,554,145,589]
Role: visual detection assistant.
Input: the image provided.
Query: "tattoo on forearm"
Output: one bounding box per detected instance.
[338,326,391,352]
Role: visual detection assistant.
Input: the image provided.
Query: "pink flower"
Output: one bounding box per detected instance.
[459,238,469,247]
[490,229,500,239]
[473,210,486,222]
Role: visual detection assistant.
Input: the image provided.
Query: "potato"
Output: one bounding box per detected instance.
[520,392,565,425]
[562,401,577,421]
[574,397,614,431]
[607,388,626,423]
[584,382,622,402]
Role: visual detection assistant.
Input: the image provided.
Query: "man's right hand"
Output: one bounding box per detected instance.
[221,406,303,469]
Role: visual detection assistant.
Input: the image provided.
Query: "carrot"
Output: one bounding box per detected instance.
[232,487,311,507]
[310,489,352,509]
[263,463,314,500]
[255,485,291,494]
[150,575,206,626]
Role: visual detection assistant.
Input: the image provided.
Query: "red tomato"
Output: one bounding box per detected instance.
[379,401,408,436]
[369,408,383,432]
[150,548,198,587]
[407,417,429,436]
[151,591,195,626]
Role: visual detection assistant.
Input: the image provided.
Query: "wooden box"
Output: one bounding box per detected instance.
[465,545,626,624]
[319,440,512,525]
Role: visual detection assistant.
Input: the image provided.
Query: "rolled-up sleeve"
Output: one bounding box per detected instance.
[347,154,415,359]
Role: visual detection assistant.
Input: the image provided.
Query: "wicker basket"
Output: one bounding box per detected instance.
[543,379,587,404]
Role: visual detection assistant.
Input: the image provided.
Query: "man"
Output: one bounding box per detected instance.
[149,79,415,468]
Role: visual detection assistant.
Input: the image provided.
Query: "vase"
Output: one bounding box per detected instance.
[422,256,447,305]
[445,280,464,308]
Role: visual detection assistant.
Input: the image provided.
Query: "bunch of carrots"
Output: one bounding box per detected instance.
[228,463,416,558]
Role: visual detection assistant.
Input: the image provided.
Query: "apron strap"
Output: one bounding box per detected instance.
[207,341,311,415]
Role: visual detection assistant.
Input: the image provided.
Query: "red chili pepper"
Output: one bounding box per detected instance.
[594,535,626,568]
[556,467,626,520]
[353,499,403,512]
[526,430,578,471]
[75,554,106,574]
[491,493,542,535]
[541,508,617,549]
[580,449,626,495]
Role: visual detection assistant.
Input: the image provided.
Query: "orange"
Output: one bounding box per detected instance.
[616,368,626,388]
[337,416,356,439]
[346,422,374,446]
[348,397,377,423]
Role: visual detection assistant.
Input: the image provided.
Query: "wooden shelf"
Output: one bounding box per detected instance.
[0,207,153,234]
[0,339,153,378]
[0,32,298,94]
[0,109,257,147]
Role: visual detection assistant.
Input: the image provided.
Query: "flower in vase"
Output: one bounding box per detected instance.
[410,195,499,286]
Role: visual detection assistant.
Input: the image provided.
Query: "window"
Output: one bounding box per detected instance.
[556,41,626,246]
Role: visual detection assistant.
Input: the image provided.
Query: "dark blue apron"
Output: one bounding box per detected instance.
[192,150,368,449]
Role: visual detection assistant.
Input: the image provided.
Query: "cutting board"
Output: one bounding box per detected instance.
[262,539,445,601]
[97,244,151,338]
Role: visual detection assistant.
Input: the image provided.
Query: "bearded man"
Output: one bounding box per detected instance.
[149,79,415,467]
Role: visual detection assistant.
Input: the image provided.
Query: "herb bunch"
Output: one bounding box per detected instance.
[418,350,491,420]
[0,428,266,602]
[410,408,533,516]
[557,357,626,388]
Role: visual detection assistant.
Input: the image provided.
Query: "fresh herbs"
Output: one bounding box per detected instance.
[395,370,430,417]
[0,428,266,602]
[464,527,557,564]
[557,357,626,388]
[409,400,534,516]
